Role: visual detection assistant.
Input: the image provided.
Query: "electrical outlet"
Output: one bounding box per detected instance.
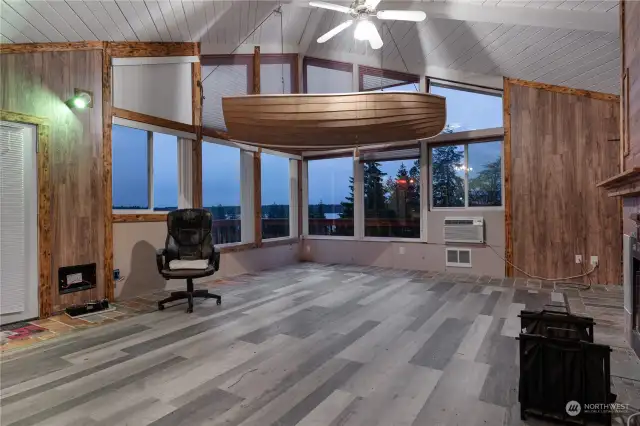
[590,256,598,266]
[399,246,405,255]
[575,255,582,264]
[305,245,311,253]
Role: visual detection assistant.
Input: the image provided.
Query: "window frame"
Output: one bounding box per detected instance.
[200,55,254,133]
[260,54,299,94]
[303,56,353,94]
[303,152,359,240]
[428,139,505,211]
[303,145,428,243]
[358,65,420,92]
[112,119,192,214]
[260,149,300,241]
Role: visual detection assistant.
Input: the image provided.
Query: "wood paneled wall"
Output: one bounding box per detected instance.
[507,80,621,284]
[0,50,105,311]
[621,0,640,234]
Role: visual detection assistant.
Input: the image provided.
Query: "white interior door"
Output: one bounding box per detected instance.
[0,121,38,325]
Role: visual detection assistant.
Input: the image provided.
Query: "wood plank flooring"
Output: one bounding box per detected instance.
[0,263,635,426]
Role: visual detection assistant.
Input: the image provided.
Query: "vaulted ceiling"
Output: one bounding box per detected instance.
[0,0,621,93]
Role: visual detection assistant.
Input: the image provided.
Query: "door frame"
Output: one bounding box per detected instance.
[0,110,52,318]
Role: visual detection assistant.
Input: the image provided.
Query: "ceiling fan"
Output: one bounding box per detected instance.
[310,0,426,50]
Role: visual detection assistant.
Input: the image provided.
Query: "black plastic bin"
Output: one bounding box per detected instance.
[520,309,595,342]
[518,311,614,426]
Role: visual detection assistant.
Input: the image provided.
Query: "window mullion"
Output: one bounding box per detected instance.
[353,154,364,239]
[148,131,154,211]
[464,143,469,208]
[420,141,428,242]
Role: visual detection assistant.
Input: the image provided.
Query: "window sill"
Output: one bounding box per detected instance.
[218,242,257,253]
[113,213,168,223]
[303,235,357,241]
[361,237,423,243]
[430,206,504,212]
[261,237,299,248]
[217,237,299,253]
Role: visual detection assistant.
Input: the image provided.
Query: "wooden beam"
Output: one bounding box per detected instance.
[297,160,303,237]
[254,150,262,247]
[192,43,203,208]
[0,110,53,318]
[112,107,196,134]
[102,44,115,301]
[253,46,261,94]
[292,54,300,93]
[113,214,167,223]
[252,46,262,246]
[36,121,52,317]
[108,42,197,58]
[0,41,103,54]
[503,77,513,277]
[505,78,619,102]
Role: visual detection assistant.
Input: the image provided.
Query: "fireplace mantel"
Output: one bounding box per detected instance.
[596,167,640,197]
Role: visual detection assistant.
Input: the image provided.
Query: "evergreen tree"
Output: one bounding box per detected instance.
[363,162,387,217]
[340,176,355,219]
[396,162,408,179]
[432,146,465,207]
[468,157,502,206]
[317,200,326,219]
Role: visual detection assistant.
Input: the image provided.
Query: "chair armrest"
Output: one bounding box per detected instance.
[156,248,166,273]
[211,246,221,271]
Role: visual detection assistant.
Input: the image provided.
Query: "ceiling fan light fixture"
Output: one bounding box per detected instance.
[354,19,374,41]
[376,10,427,22]
[354,20,383,49]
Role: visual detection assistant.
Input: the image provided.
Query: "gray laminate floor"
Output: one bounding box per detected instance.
[1,263,638,426]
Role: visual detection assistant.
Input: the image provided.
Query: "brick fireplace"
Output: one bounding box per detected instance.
[624,233,640,357]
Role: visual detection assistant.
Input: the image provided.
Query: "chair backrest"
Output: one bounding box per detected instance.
[165,209,214,261]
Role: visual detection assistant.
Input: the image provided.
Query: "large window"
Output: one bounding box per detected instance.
[261,153,290,239]
[202,142,241,244]
[359,66,420,92]
[431,141,502,208]
[112,125,148,209]
[261,55,297,94]
[201,56,252,130]
[363,158,420,238]
[430,82,502,133]
[153,133,178,211]
[308,157,354,236]
[304,57,352,94]
[112,124,179,211]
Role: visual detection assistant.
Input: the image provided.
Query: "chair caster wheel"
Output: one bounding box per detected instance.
[158,303,164,311]
[216,299,222,305]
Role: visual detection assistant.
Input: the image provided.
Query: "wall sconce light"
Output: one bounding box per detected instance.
[66,89,93,109]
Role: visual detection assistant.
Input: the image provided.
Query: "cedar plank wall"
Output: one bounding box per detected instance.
[0,51,105,311]
[508,81,621,284]
[622,0,640,234]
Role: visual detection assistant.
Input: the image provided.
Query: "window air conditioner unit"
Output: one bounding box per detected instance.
[443,217,484,244]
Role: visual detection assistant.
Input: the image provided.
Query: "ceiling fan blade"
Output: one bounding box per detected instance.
[317,20,353,43]
[376,10,427,22]
[364,0,382,9]
[309,1,352,14]
[367,24,383,50]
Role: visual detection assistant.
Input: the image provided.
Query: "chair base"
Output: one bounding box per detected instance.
[157,278,221,313]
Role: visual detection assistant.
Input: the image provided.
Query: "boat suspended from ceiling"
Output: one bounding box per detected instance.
[221,91,446,151]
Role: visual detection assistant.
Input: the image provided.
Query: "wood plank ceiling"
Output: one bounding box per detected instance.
[0,0,621,94]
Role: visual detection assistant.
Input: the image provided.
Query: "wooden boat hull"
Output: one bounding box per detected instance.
[221,92,446,150]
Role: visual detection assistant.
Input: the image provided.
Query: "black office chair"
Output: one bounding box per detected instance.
[156,209,221,313]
